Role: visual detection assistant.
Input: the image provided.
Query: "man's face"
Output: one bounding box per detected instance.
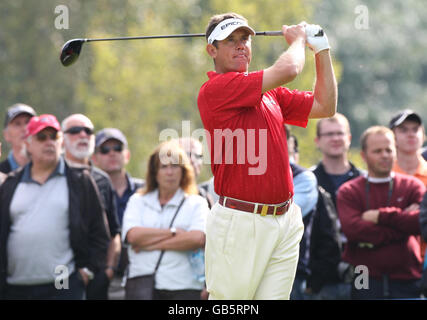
[362,132,396,178]
[208,28,252,73]
[186,143,203,178]
[26,128,63,166]
[315,120,351,158]
[3,114,33,149]
[63,118,95,160]
[92,139,129,174]
[393,120,424,155]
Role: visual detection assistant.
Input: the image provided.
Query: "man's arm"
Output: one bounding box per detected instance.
[337,187,406,245]
[293,170,318,217]
[308,50,337,118]
[105,234,121,279]
[362,205,420,235]
[262,23,306,93]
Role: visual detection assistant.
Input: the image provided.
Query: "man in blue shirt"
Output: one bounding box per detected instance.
[92,128,144,299]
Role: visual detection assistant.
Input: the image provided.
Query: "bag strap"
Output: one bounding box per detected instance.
[153,196,186,273]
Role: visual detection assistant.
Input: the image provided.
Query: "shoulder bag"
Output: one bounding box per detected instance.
[125,196,186,300]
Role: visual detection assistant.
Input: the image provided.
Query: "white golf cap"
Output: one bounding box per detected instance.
[208,18,255,44]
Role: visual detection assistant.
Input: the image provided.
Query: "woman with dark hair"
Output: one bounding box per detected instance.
[122,141,209,300]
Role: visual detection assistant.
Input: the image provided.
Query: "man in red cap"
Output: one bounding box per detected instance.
[0,114,110,299]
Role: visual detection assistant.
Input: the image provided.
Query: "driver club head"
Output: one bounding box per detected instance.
[60,39,85,67]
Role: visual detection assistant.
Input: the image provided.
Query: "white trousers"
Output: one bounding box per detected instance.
[205,201,304,300]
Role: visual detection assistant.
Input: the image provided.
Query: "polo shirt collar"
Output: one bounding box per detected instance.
[144,188,185,211]
[21,157,66,183]
[7,151,19,171]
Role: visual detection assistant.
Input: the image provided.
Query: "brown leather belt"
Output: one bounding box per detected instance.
[218,196,292,216]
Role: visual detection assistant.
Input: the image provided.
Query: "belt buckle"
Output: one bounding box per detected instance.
[260,205,268,216]
[273,206,278,216]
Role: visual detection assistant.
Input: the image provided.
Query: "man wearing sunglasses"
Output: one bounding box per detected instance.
[92,128,144,300]
[0,114,110,299]
[61,114,121,300]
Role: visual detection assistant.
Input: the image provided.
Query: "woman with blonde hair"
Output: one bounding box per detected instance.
[122,140,209,300]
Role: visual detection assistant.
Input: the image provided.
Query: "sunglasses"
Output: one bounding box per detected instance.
[98,144,124,154]
[35,131,60,142]
[64,126,94,135]
[186,152,203,160]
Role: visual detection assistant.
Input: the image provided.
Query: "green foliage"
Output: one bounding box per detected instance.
[74,0,322,179]
[3,0,424,181]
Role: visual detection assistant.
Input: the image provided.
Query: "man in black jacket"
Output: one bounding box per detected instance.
[62,114,121,300]
[0,114,110,299]
[309,113,362,299]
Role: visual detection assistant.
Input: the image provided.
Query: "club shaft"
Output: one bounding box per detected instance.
[83,31,283,43]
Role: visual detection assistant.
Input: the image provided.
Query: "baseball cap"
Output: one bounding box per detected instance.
[95,128,128,148]
[208,18,255,44]
[4,103,36,128]
[26,114,61,137]
[389,109,422,129]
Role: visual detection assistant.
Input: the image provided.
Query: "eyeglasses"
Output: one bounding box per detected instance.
[35,131,60,142]
[98,144,124,154]
[318,131,346,138]
[186,152,203,160]
[64,126,94,135]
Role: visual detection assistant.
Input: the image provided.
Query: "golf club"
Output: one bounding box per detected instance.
[60,29,323,67]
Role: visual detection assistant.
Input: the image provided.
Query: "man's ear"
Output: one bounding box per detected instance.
[124,149,130,166]
[206,43,218,59]
[3,128,11,143]
[360,150,367,163]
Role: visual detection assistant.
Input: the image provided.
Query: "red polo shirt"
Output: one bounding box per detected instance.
[197,70,314,204]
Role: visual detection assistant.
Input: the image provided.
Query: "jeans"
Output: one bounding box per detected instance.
[153,289,201,300]
[311,282,351,300]
[5,272,85,300]
[351,276,421,300]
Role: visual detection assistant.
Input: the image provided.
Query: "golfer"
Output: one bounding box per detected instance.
[197,12,337,300]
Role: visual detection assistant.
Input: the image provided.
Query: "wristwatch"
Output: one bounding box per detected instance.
[170,227,177,236]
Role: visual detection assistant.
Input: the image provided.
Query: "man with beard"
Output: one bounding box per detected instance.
[61,114,120,300]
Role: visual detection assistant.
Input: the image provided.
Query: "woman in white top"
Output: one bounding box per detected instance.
[122,140,209,299]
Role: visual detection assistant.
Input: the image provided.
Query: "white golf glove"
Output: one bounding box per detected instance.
[305,24,330,54]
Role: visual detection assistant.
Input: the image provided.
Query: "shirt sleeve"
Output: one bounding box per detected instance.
[336,183,407,246]
[274,87,314,128]
[378,178,425,235]
[293,170,318,217]
[121,193,143,242]
[202,71,263,114]
[188,196,209,233]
